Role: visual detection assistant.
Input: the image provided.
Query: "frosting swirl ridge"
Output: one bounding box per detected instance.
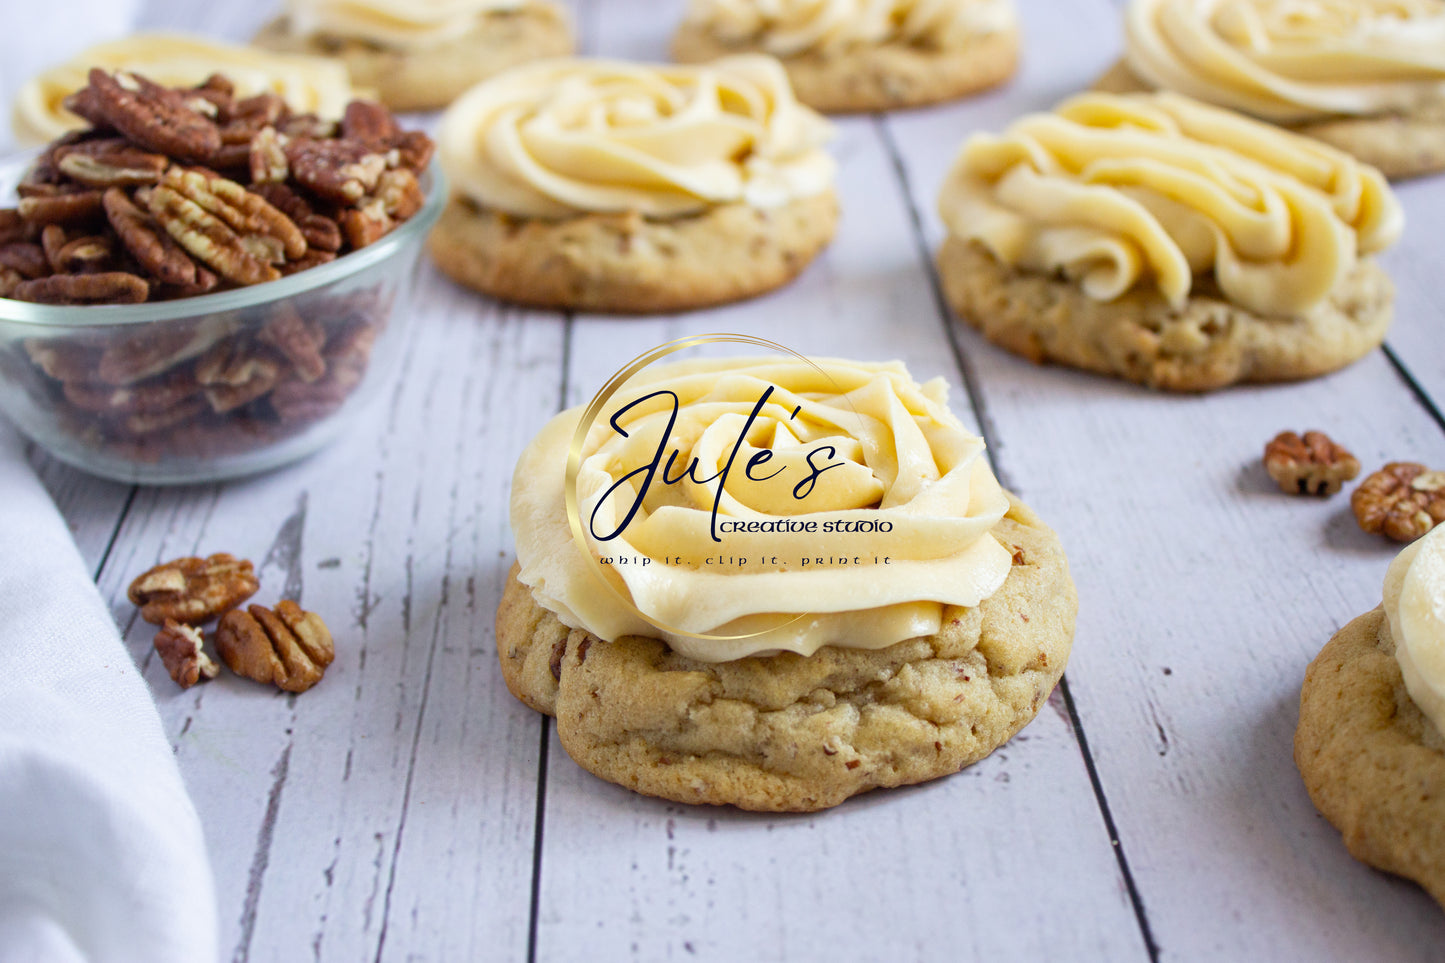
[683,0,1017,57]
[937,91,1403,316]
[284,0,528,51]
[1125,0,1445,122]
[12,33,356,146]
[1384,523,1445,736]
[511,357,1013,662]
[438,56,835,218]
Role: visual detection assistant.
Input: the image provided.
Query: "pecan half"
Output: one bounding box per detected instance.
[17,190,106,227]
[0,242,49,279]
[1352,463,1445,542]
[97,320,220,386]
[216,600,334,693]
[10,272,148,304]
[24,338,101,382]
[62,370,199,415]
[0,209,31,246]
[118,398,208,436]
[250,127,289,185]
[53,235,116,274]
[195,338,282,412]
[253,183,341,252]
[1263,431,1360,496]
[285,138,387,204]
[259,305,326,382]
[153,619,220,689]
[341,100,399,143]
[103,187,198,287]
[127,553,259,625]
[148,182,279,286]
[55,139,168,188]
[83,69,221,165]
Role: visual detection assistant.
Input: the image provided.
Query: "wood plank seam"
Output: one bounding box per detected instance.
[874,110,1162,960]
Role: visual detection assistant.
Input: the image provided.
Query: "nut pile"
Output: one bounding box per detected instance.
[0,70,432,462]
[1,69,431,304]
[129,552,334,693]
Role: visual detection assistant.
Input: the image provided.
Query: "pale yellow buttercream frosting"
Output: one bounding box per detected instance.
[937,91,1403,317]
[681,0,1016,57]
[282,0,532,51]
[1384,523,1445,736]
[1125,0,1445,123]
[510,357,1013,662]
[11,33,357,146]
[437,56,835,219]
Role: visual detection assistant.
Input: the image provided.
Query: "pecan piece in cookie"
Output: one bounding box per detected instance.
[11,272,148,305]
[83,69,221,165]
[128,553,259,625]
[153,619,220,689]
[1264,431,1361,496]
[216,601,334,693]
[1352,463,1445,542]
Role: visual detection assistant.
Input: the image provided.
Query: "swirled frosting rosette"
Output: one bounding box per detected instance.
[11,33,356,146]
[510,357,1013,662]
[937,91,1403,317]
[1385,523,1445,735]
[682,0,1017,56]
[1125,0,1445,123]
[437,56,835,219]
[282,0,528,51]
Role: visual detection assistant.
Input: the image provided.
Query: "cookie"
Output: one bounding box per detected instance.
[498,494,1076,812]
[253,4,574,112]
[670,22,1019,114]
[1095,58,1445,181]
[1296,609,1445,908]
[937,237,1394,392]
[935,92,1402,390]
[428,192,839,314]
[433,57,837,313]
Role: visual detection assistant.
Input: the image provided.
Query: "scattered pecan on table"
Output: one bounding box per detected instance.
[216,600,335,693]
[1262,430,1360,496]
[153,619,221,689]
[127,552,259,625]
[1351,462,1445,542]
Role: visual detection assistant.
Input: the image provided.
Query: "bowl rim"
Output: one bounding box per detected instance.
[0,154,446,327]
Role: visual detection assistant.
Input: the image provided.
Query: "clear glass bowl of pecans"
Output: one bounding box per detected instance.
[0,69,442,484]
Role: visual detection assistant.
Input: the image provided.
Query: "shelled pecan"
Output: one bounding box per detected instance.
[216,600,334,693]
[127,552,260,625]
[1263,431,1360,496]
[153,619,221,689]
[1352,463,1445,542]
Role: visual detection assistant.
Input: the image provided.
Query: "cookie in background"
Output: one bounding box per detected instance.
[12,33,356,147]
[672,0,1019,112]
[1102,0,1445,179]
[253,0,574,112]
[431,56,839,313]
[935,91,1404,391]
[1296,521,1445,910]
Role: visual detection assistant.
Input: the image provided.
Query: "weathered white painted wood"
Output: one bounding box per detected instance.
[883,0,1445,958]
[89,271,562,962]
[529,5,1146,960]
[1380,177,1445,414]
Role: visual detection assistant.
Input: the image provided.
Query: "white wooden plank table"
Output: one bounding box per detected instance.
[6,0,1445,960]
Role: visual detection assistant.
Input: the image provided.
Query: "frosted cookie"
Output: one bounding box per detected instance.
[935,92,1403,391]
[11,33,355,146]
[497,357,1077,812]
[253,0,573,111]
[1103,0,1445,179]
[671,0,1019,113]
[431,57,839,313]
[1296,524,1445,909]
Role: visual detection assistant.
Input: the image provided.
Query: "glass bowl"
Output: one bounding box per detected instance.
[0,156,445,484]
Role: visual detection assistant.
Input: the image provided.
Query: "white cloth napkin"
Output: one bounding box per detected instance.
[0,426,217,963]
